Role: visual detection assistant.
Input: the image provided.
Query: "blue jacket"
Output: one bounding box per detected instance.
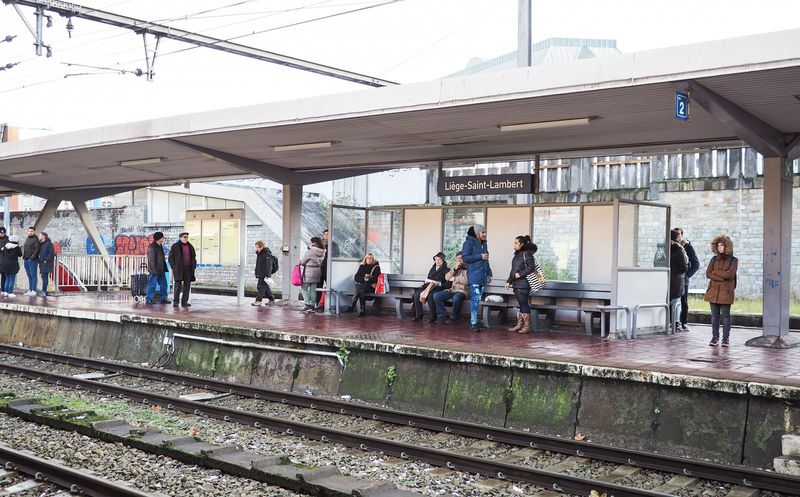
[461,235,492,285]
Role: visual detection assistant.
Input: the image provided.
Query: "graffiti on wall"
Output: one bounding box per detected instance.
[85,234,154,255]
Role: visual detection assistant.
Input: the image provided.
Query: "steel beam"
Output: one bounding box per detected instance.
[33,198,58,233]
[71,199,109,256]
[3,0,397,87]
[674,80,786,158]
[787,134,800,161]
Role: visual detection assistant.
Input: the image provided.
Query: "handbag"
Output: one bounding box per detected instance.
[524,254,546,293]
[418,281,437,303]
[291,263,304,286]
[375,273,387,295]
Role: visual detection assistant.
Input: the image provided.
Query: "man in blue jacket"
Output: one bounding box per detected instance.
[461,224,492,332]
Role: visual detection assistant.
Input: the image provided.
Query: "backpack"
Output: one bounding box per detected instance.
[269,253,279,275]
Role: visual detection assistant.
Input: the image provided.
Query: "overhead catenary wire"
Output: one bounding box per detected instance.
[0,0,398,93]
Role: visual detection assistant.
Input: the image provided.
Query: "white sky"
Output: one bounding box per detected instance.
[1,0,799,139]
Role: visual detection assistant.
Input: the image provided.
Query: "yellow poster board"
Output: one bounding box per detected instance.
[220,219,240,265]
[201,219,220,265]
[184,209,244,266]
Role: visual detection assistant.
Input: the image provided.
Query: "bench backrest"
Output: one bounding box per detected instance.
[385,274,427,289]
[483,281,611,300]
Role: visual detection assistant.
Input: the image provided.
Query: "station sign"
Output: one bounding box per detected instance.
[438,173,534,196]
[675,92,690,121]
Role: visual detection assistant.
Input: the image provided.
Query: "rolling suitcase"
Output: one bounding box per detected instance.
[131,273,148,302]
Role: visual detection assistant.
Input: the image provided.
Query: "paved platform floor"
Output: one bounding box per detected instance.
[13,292,800,388]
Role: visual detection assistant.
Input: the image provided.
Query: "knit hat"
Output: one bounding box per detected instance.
[153,231,164,242]
[0,227,6,234]
[433,251,446,261]
[472,224,486,235]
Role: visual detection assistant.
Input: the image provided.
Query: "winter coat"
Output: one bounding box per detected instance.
[300,245,326,284]
[168,242,197,282]
[147,241,167,275]
[669,241,688,300]
[0,242,22,274]
[704,236,738,305]
[420,262,449,291]
[682,239,700,286]
[462,235,492,285]
[22,235,40,261]
[506,244,537,290]
[255,248,273,278]
[354,262,381,289]
[37,238,55,274]
[444,265,469,295]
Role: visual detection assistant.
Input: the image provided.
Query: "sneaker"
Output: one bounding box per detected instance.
[721,340,730,347]
[1,292,6,297]
[6,293,14,298]
[427,317,437,323]
[470,323,483,333]
[681,323,690,332]
[251,301,263,306]
[708,339,718,347]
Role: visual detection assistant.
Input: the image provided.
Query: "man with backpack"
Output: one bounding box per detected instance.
[252,240,277,306]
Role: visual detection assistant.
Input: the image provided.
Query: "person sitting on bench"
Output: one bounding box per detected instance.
[412,251,449,322]
[344,253,381,316]
[433,251,468,325]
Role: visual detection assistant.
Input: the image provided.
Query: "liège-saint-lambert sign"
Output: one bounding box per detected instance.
[438,173,534,196]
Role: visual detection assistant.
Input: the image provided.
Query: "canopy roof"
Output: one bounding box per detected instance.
[1,28,798,198]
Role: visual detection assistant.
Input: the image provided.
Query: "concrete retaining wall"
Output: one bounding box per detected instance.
[1,304,798,470]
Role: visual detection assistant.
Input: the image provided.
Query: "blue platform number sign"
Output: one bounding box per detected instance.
[675,92,690,121]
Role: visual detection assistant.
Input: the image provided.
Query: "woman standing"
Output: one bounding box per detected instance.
[504,235,537,334]
[0,235,22,298]
[344,253,381,316]
[704,235,738,347]
[299,237,326,312]
[252,240,275,306]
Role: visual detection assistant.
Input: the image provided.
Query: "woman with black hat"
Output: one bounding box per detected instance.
[411,251,449,322]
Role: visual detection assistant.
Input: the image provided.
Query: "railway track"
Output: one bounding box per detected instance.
[0,344,797,497]
[0,443,160,497]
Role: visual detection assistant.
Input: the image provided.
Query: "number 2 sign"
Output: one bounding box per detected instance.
[675,92,690,121]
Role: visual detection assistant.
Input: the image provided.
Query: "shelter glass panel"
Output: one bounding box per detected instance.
[443,208,484,264]
[188,195,205,209]
[367,209,402,274]
[617,203,669,268]
[150,190,169,223]
[533,206,579,282]
[331,206,366,260]
[168,193,186,221]
[207,197,225,210]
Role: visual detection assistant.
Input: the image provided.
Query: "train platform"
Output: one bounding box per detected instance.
[2,291,798,390]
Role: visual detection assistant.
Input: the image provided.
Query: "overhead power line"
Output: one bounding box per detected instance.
[2,0,398,87]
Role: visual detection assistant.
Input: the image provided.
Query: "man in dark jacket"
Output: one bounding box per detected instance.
[168,232,197,307]
[37,232,55,297]
[0,227,8,292]
[675,227,700,332]
[22,227,40,296]
[146,232,168,304]
[252,240,275,306]
[669,229,689,332]
[461,224,492,332]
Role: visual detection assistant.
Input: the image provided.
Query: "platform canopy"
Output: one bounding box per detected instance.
[0,28,799,198]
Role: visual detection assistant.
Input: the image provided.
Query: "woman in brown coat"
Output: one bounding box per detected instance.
[703,235,738,347]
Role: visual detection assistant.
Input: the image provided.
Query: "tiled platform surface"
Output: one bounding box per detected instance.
[6,292,800,389]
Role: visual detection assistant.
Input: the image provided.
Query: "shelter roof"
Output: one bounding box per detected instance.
[0,28,799,196]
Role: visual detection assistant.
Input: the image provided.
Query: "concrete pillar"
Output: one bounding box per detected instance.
[33,199,59,233]
[72,199,110,256]
[746,156,798,348]
[2,196,9,231]
[281,184,303,302]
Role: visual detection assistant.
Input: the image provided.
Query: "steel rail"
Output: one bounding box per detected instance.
[1,345,798,494]
[1,361,672,497]
[0,443,159,497]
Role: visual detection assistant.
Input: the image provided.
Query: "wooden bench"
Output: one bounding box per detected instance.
[478,281,626,337]
[361,274,428,318]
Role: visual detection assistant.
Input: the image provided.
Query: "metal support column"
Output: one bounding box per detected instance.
[281,184,303,302]
[236,210,246,306]
[517,0,531,68]
[2,196,9,231]
[33,199,59,233]
[746,156,798,348]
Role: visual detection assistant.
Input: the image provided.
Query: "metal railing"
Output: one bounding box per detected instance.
[54,254,147,291]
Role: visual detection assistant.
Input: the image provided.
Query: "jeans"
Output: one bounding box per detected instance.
[433,291,466,320]
[351,282,372,312]
[300,282,317,306]
[710,303,731,342]
[469,284,484,325]
[146,274,168,303]
[24,259,38,292]
[173,270,193,305]
[256,276,275,302]
[679,285,690,324]
[4,273,16,294]
[40,272,49,294]
[412,287,440,318]
[513,288,531,313]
